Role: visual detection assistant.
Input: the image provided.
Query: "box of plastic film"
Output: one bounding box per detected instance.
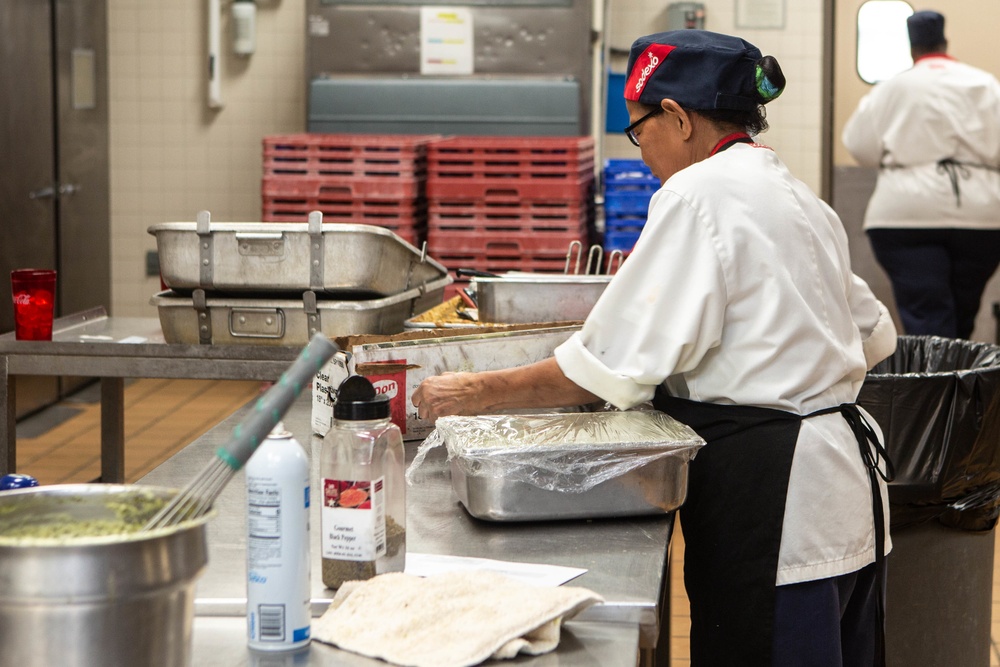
[312,326,580,441]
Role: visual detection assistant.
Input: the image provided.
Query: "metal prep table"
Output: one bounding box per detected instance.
[0,308,304,482]
[139,392,675,666]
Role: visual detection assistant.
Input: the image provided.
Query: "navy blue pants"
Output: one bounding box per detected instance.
[770,563,882,667]
[867,228,1000,339]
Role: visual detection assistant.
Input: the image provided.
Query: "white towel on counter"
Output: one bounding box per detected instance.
[311,570,604,667]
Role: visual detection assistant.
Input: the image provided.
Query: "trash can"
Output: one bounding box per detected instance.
[857,335,1000,667]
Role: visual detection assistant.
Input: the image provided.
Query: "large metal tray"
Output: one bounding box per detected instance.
[450,453,689,522]
[474,274,612,324]
[151,281,449,345]
[148,212,449,295]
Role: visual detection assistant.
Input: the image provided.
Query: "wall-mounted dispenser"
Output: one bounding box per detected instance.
[232,0,256,56]
[667,2,706,30]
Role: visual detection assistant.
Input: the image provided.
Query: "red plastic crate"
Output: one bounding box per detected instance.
[263,174,424,202]
[427,175,594,203]
[429,200,590,233]
[263,134,439,175]
[433,252,572,275]
[262,196,425,223]
[427,227,587,258]
[428,155,594,180]
[265,157,425,179]
[428,135,594,160]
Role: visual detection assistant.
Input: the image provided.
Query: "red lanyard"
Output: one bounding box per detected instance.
[710,132,753,156]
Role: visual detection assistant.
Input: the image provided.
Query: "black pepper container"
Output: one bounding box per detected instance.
[319,375,406,589]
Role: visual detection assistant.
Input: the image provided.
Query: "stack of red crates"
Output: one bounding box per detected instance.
[260,134,441,246]
[426,136,596,292]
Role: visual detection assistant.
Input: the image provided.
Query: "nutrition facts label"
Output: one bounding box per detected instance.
[248,480,282,560]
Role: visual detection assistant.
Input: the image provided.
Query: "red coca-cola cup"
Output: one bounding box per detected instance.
[10,269,57,341]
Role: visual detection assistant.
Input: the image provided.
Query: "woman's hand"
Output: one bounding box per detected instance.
[411,372,484,422]
[411,358,602,424]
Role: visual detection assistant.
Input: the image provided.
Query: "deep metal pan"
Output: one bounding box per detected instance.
[151,279,449,345]
[148,211,449,296]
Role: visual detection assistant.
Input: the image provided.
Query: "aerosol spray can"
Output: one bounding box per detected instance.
[246,422,311,651]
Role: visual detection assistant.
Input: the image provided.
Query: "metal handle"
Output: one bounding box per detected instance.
[28,183,81,199]
[29,186,56,200]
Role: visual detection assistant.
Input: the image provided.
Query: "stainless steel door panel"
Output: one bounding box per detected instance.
[1,1,61,415]
[0,0,109,415]
[54,0,110,332]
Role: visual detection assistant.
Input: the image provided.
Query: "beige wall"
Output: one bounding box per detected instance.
[108,0,306,317]
[107,0,826,318]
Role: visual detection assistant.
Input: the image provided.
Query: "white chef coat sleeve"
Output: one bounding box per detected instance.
[848,273,897,369]
[842,91,885,168]
[554,190,727,409]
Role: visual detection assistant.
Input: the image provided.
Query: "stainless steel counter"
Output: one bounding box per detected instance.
[139,392,674,665]
[1,308,303,481]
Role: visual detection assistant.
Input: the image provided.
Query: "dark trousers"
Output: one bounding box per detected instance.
[867,228,1000,339]
[770,563,883,667]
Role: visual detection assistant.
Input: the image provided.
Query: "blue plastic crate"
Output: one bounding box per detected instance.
[605,214,646,232]
[604,159,658,187]
[604,229,642,252]
[605,191,654,216]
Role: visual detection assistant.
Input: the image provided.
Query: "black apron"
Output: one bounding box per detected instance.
[655,390,892,667]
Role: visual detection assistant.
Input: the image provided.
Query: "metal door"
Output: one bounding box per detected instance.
[0,0,109,416]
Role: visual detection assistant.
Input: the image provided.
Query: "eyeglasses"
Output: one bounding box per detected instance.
[623,108,664,147]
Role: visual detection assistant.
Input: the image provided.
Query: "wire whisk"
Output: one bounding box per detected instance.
[143,333,338,531]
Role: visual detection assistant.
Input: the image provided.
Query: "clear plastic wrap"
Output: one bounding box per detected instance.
[407,411,705,494]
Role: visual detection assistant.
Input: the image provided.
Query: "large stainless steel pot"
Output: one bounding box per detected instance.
[0,484,210,667]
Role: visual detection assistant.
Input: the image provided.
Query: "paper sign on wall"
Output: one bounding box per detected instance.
[420,7,474,75]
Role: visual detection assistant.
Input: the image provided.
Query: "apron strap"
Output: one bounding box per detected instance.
[807,403,895,667]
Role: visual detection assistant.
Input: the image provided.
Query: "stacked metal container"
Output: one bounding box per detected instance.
[148,211,451,345]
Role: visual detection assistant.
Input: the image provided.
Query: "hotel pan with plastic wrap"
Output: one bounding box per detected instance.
[414,411,705,522]
[151,279,450,345]
[148,211,449,295]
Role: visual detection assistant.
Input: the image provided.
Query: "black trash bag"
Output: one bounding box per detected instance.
[857,335,1000,532]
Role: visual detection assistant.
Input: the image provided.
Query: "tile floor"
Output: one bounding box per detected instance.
[12,379,1000,666]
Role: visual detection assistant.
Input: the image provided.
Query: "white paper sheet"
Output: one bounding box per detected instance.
[404,552,587,588]
[420,7,474,75]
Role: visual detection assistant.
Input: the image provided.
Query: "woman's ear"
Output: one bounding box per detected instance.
[660,99,693,140]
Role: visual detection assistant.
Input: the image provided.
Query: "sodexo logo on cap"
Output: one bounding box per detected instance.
[625,44,676,101]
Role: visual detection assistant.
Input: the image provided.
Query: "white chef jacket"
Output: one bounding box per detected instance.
[555,143,897,585]
[842,54,1000,230]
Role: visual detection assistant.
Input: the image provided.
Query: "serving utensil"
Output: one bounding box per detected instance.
[143,333,338,530]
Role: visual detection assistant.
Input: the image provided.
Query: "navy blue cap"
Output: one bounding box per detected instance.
[907,10,945,49]
[625,30,780,111]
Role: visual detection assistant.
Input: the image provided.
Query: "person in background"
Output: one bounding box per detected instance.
[842,9,1000,339]
[413,30,897,667]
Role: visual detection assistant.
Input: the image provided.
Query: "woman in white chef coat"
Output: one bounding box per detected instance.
[842,10,1000,339]
[413,30,898,667]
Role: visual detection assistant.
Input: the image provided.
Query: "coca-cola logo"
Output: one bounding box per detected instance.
[372,379,398,399]
[12,294,31,306]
